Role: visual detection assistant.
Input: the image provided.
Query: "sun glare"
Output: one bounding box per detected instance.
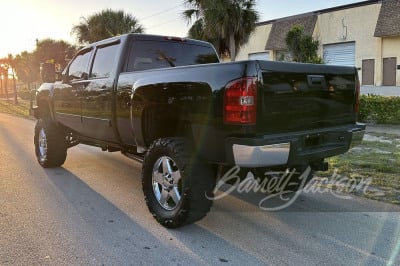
[0,0,73,59]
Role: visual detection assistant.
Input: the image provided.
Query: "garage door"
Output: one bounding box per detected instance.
[249,52,270,61]
[323,42,355,67]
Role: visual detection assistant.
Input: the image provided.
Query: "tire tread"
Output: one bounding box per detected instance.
[142,137,215,228]
[34,118,67,168]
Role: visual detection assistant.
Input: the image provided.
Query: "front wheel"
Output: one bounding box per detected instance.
[34,118,67,168]
[142,138,216,228]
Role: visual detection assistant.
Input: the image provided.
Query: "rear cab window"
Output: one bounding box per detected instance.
[124,40,219,72]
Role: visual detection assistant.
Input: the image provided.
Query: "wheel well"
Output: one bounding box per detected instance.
[142,105,193,146]
[36,99,52,118]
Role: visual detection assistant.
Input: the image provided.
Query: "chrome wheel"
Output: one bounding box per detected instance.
[152,156,182,211]
[38,128,48,162]
[34,118,67,168]
[143,138,216,228]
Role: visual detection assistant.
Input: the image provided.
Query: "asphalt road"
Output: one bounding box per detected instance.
[1,113,400,266]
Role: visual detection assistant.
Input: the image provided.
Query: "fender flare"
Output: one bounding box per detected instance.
[34,83,56,119]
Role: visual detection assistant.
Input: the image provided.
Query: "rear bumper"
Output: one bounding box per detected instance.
[226,124,365,168]
[232,143,291,167]
[349,127,365,148]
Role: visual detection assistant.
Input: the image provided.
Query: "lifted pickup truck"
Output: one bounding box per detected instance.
[33,33,365,228]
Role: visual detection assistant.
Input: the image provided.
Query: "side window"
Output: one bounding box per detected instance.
[91,43,120,78]
[68,49,92,81]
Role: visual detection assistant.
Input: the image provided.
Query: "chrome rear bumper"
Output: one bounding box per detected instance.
[231,125,365,168]
[232,143,290,167]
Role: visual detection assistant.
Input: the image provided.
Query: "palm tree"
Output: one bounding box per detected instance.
[0,56,17,103]
[13,51,38,91]
[7,54,18,104]
[34,39,77,70]
[0,65,6,95]
[72,9,144,45]
[183,0,259,61]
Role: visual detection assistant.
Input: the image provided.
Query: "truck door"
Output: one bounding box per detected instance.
[53,48,93,134]
[81,41,121,142]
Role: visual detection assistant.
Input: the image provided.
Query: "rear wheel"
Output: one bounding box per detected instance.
[34,118,67,168]
[142,138,216,228]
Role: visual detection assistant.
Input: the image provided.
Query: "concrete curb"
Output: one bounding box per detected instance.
[361,86,400,97]
[366,124,400,136]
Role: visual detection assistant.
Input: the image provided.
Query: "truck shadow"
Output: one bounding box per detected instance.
[40,146,400,265]
[212,180,400,213]
[42,158,265,264]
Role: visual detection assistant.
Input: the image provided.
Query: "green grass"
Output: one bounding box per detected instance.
[318,133,400,204]
[0,99,33,119]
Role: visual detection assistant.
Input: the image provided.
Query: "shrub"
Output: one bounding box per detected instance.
[359,95,400,124]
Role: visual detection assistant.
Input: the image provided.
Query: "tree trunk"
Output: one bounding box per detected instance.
[5,72,9,102]
[229,34,236,62]
[13,73,18,104]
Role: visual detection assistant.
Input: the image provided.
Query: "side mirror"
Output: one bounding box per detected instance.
[40,63,55,83]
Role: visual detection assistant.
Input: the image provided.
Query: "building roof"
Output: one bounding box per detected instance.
[374,0,400,37]
[265,14,317,51]
[257,0,380,26]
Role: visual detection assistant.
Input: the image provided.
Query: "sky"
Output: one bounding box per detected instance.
[0,0,366,58]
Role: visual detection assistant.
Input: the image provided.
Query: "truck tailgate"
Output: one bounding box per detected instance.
[256,61,358,134]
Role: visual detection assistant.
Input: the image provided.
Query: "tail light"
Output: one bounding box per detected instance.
[224,77,257,125]
[354,79,360,113]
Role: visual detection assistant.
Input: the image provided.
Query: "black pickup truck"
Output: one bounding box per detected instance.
[33,33,365,227]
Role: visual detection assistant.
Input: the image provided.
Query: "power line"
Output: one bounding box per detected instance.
[139,4,184,21]
[146,18,181,29]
